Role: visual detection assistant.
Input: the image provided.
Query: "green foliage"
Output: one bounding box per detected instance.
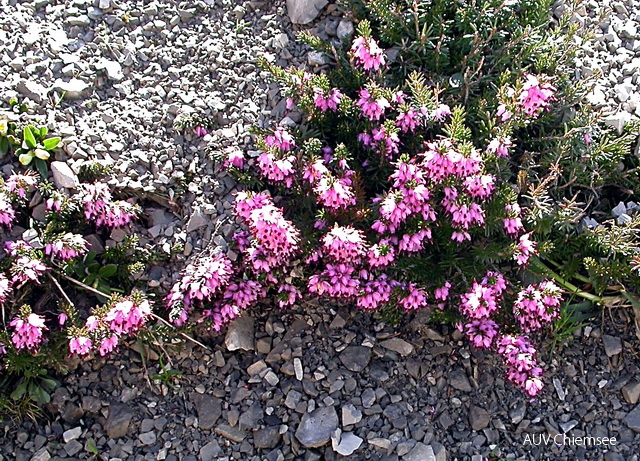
[0,119,63,178]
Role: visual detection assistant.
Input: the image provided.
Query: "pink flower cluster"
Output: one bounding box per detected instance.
[7,241,47,287]
[498,335,544,397]
[236,192,301,275]
[265,126,296,151]
[45,233,90,260]
[350,36,386,72]
[513,280,562,332]
[81,183,139,229]
[10,310,47,351]
[496,74,555,121]
[322,225,367,263]
[314,88,343,112]
[70,293,153,357]
[519,74,556,117]
[458,271,562,396]
[166,253,234,325]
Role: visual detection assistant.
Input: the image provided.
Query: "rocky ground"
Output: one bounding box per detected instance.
[1,0,640,459]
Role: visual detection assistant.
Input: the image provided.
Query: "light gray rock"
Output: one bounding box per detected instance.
[402,443,436,461]
[295,406,338,448]
[337,20,354,40]
[17,80,47,103]
[334,432,363,456]
[104,403,134,439]
[139,431,156,445]
[286,0,328,24]
[380,338,414,356]
[186,209,208,231]
[624,405,640,432]
[342,403,362,426]
[623,382,640,404]
[469,405,490,431]
[51,161,78,189]
[224,314,254,351]
[31,448,51,461]
[339,346,371,372]
[52,78,91,100]
[603,334,623,356]
[215,424,246,442]
[62,426,82,443]
[199,441,222,461]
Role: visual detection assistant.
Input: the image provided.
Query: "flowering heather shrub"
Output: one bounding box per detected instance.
[158,21,604,396]
[0,117,153,398]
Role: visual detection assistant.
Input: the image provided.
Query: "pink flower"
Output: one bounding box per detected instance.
[99,335,119,356]
[433,104,451,121]
[194,126,208,137]
[11,256,47,287]
[81,183,139,229]
[518,74,555,117]
[486,137,512,158]
[350,36,386,72]
[322,225,368,264]
[513,280,562,332]
[464,175,495,200]
[460,280,499,320]
[0,194,15,228]
[227,150,245,169]
[104,298,152,335]
[5,173,37,199]
[265,127,296,151]
[314,175,356,211]
[45,233,89,260]
[277,284,302,307]
[367,241,395,269]
[461,319,499,349]
[356,88,390,121]
[434,281,451,301]
[69,336,92,355]
[58,313,67,326]
[313,88,343,112]
[398,283,428,310]
[10,312,47,351]
[396,110,419,133]
[166,254,234,324]
[357,275,393,309]
[514,233,537,266]
[496,104,513,122]
[257,151,296,187]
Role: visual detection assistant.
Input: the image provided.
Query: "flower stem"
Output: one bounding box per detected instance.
[530,257,602,303]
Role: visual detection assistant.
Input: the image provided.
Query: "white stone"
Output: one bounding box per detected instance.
[286,0,328,25]
[335,432,363,456]
[51,161,79,189]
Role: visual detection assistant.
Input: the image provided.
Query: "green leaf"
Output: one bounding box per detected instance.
[86,438,99,455]
[33,386,51,405]
[43,136,61,150]
[98,264,118,278]
[19,152,34,165]
[34,158,48,179]
[0,137,8,154]
[10,382,27,400]
[23,125,36,149]
[41,378,58,390]
[39,126,48,138]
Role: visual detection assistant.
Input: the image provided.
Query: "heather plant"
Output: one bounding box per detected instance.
[160,1,640,397]
[0,110,155,409]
